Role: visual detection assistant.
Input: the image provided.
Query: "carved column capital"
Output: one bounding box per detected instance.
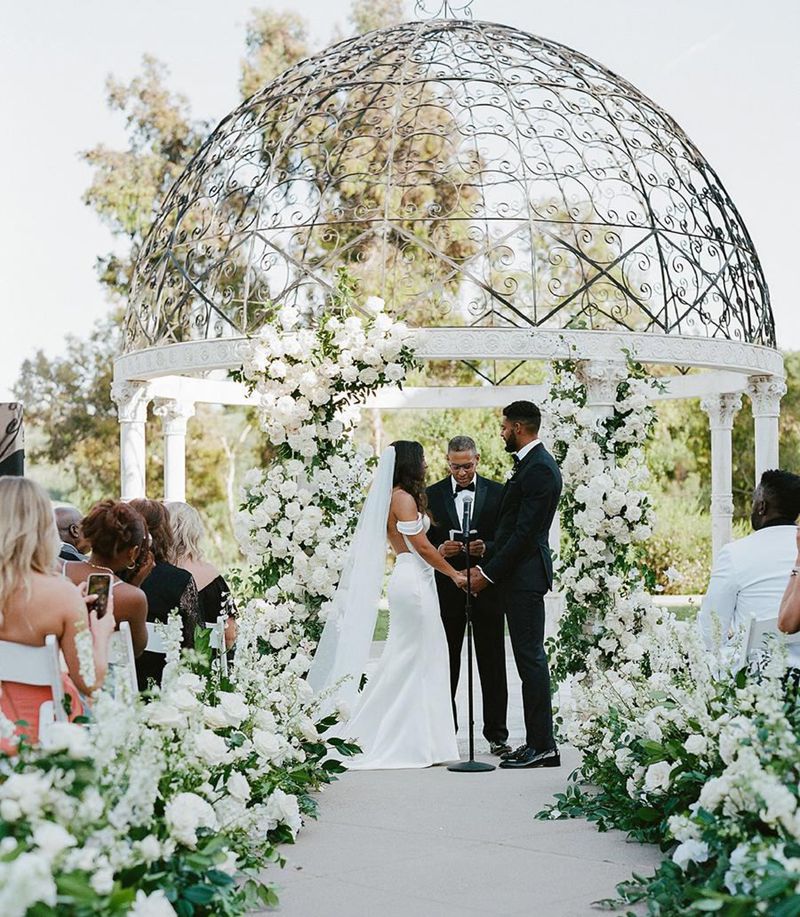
[747,375,787,418]
[576,359,628,409]
[111,380,151,423]
[700,392,742,430]
[153,398,195,435]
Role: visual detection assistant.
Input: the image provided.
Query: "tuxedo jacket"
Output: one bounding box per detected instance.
[482,444,562,593]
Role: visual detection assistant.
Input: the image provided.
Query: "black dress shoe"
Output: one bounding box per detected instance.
[489,741,512,756]
[498,746,560,769]
[500,743,528,761]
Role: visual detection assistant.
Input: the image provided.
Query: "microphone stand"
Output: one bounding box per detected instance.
[448,494,495,774]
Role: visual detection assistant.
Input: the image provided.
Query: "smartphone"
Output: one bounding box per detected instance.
[86,573,112,620]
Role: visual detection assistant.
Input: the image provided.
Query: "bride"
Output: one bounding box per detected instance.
[308,441,461,769]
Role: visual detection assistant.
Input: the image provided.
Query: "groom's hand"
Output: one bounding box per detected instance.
[469,569,490,594]
[439,540,462,558]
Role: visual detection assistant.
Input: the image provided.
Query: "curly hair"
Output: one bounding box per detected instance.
[81,500,148,560]
[129,499,176,565]
[391,440,428,514]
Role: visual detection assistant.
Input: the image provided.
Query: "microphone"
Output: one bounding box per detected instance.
[461,491,474,542]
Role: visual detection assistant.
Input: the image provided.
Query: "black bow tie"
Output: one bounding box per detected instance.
[455,482,475,493]
[512,454,521,465]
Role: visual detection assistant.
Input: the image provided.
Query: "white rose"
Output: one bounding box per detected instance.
[672,839,710,871]
[217,692,250,728]
[384,363,405,382]
[358,367,379,385]
[39,722,91,759]
[253,729,283,763]
[266,788,302,836]
[137,835,161,863]
[128,888,178,916]
[169,687,201,713]
[91,866,114,895]
[165,793,217,848]
[227,771,251,803]
[643,761,673,795]
[364,295,385,314]
[195,730,231,766]
[202,705,230,729]
[145,702,184,729]
[683,734,708,757]
[277,305,300,330]
[32,823,77,862]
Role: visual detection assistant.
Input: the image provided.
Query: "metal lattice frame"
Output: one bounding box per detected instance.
[123,16,774,356]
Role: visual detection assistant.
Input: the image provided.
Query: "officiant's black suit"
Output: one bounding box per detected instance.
[427,474,508,744]
[482,444,562,751]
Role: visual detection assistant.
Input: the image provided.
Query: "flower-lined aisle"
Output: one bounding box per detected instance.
[544,361,800,915]
[0,286,416,916]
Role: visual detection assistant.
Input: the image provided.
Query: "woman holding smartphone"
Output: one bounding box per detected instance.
[62,501,150,656]
[0,477,117,745]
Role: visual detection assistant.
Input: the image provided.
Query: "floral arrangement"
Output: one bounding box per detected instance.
[543,359,800,914]
[233,282,416,648]
[0,619,353,916]
[1,282,415,915]
[545,358,661,683]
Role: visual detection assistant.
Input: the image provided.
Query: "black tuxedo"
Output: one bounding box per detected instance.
[482,443,562,751]
[427,474,508,743]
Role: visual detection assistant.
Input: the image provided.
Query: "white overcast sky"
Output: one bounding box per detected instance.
[1,0,798,400]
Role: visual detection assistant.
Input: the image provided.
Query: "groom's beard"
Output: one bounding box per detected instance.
[504,431,520,454]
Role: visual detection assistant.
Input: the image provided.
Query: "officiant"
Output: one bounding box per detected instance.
[427,435,509,755]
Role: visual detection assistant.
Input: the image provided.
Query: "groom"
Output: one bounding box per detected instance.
[458,401,563,769]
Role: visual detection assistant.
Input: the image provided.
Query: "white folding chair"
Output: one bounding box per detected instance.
[0,634,66,740]
[205,615,229,678]
[108,620,139,696]
[145,621,167,655]
[738,613,800,671]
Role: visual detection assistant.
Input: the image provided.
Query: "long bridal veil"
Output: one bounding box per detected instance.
[307,445,395,709]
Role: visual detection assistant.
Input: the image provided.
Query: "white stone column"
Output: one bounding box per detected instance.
[111,381,150,499]
[700,393,741,560]
[153,399,195,502]
[747,375,786,482]
[576,359,628,422]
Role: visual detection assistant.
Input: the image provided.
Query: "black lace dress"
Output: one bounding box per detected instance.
[197,574,237,625]
[135,562,200,690]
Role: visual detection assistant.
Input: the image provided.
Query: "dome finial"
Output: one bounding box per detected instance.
[414,0,474,18]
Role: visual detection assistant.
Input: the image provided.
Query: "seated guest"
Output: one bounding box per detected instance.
[55,505,89,562]
[699,469,800,666]
[129,499,200,689]
[0,477,116,745]
[778,528,800,636]
[62,500,150,657]
[166,501,237,648]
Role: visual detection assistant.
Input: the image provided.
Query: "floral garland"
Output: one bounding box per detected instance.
[233,288,416,659]
[545,358,661,685]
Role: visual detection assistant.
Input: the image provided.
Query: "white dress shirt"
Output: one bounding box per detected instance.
[451,474,476,525]
[698,524,799,666]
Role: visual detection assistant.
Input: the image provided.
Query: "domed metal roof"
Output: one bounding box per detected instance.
[124,17,774,354]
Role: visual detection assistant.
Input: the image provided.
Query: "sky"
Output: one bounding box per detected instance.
[1,0,798,401]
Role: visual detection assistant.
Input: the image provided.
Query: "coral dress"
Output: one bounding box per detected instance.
[0,675,83,751]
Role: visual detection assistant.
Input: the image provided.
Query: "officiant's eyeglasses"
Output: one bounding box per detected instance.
[448,461,477,471]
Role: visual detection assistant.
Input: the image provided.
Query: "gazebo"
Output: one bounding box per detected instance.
[113,9,784,561]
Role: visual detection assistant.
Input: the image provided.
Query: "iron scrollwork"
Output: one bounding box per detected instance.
[125,19,775,357]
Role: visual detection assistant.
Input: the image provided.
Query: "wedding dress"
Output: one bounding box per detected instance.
[307,447,458,769]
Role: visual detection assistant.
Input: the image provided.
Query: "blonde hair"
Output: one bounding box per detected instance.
[165,501,206,562]
[0,477,59,616]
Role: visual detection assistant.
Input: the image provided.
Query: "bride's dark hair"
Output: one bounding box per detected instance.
[391,440,428,514]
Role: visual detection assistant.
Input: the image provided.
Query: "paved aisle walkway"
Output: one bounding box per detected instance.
[265,640,661,916]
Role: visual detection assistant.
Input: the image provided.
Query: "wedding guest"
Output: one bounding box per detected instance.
[0,477,116,745]
[166,501,237,648]
[699,469,800,666]
[426,435,508,755]
[55,504,89,562]
[777,527,800,637]
[129,499,200,689]
[63,500,150,656]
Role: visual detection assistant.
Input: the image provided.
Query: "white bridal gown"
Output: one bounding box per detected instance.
[346,513,459,770]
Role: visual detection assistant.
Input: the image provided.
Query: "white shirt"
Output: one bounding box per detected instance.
[698,525,799,666]
[514,439,541,463]
[451,474,476,527]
